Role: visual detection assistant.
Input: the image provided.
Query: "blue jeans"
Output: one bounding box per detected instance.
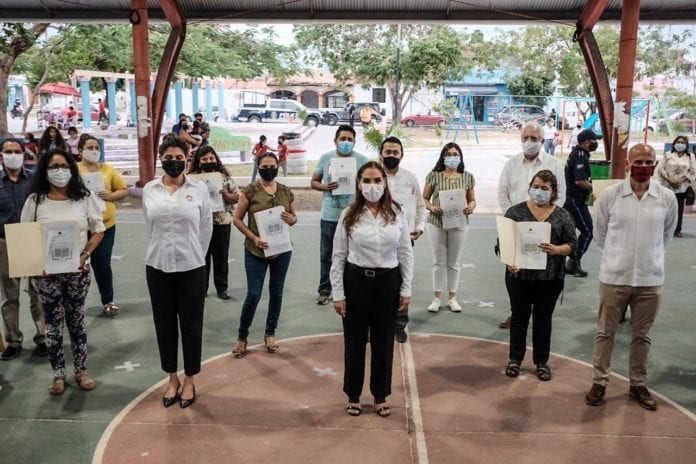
[544,139,555,156]
[90,225,116,305]
[238,249,292,339]
[318,219,338,296]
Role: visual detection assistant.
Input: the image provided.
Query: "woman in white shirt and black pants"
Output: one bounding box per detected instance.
[143,137,213,409]
[331,161,414,417]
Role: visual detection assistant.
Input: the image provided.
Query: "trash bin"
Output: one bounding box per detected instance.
[589,160,611,205]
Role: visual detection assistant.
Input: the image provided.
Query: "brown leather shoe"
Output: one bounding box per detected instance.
[498,316,511,329]
[629,386,657,411]
[74,371,97,391]
[585,383,606,406]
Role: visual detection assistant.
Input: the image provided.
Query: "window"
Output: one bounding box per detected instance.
[372,88,386,103]
[270,100,284,109]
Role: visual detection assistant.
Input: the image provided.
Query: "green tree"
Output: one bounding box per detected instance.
[294,24,470,124]
[0,22,49,136]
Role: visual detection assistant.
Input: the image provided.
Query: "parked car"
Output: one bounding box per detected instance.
[59,105,120,123]
[236,99,323,126]
[323,102,385,126]
[495,104,546,126]
[198,105,227,122]
[401,113,446,128]
[653,110,696,133]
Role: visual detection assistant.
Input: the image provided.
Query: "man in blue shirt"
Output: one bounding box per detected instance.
[311,125,368,305]
[0,138,46,360]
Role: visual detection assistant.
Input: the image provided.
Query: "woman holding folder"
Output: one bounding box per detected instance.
[232,152,297,358]
[21,148,105,395]
[422,142,476,313]
[188,146,239,300]
[503,170,576,381]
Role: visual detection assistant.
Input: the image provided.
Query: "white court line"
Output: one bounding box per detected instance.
[401,336,429,464]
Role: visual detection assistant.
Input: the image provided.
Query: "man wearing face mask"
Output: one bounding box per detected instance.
[497,122,566,329]
[379,136,426,343]
[563,129,599,278]
[311,125,368,305]
[0,139,47,360]
[585,144,677,411]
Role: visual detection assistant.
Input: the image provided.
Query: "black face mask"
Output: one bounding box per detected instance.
[162,159,186,178]
[200,162,217,172]
[587,140,598,152]
[382,156,401,170]
[259,167,278,182]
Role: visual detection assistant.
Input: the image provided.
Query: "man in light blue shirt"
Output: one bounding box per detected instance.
[311,125,368,304]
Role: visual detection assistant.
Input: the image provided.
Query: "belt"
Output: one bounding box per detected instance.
[346,262,397,278]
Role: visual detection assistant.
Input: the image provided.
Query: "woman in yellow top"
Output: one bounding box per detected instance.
[77,135,128,316]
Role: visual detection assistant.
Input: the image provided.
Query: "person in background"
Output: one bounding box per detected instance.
[331,161,413,417]
[276,135,288,177]
[563,129,599,277]
[37,126,66,157]
[188,146,239,300]
[251,135,274,183]
[348,102,356,128]
[0,138,46,361]
[585,144,677,411]
[24,133,38,158]
[172,113,188,135]
[78,135,128,316]
[503,170,576,381]
[311,125,368,305]
[379,136,425,343]
[497,122,566,329]
[143,136,212,409]
[21,148,105,395]
[98,98,107,122]
[232,153,297,357]
[194,112,211,145]
[422,142,476,313]
[66,127,80,157]
[657,135,695,237]
[543,118,558,156]
[568,121,583,150]
[178,122,201,158]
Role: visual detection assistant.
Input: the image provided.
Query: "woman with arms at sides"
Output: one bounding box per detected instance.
[21,149,105,395]
[331,161,413,417]
[503,170,576,381]
[232,153,297,357]
[188,146,239,299]
[78,135,128,316]
[143,136,212,408]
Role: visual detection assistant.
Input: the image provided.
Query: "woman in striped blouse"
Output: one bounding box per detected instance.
[422,142,476,313]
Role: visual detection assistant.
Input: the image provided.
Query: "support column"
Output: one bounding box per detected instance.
[165,85,173,120]
[78,76,92,130]
[611,0,641,179]
[106,77,117,127]
[128,78,137,127]
[205,79,213,122]
[7,88,16,110]
[217,79,225,122]
[131,0,154,185]
[175,78,183,117]
[192,79,200,115]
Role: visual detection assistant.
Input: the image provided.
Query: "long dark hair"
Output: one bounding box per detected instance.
[529,169,559,205]
[342,161,400,235]
[31,148,90,204]
[432,142,464,173]
[189,145,228,177]
[38,126,66,155]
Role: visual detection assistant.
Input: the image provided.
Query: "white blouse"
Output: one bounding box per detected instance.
[657,151,696,194]
[330,206,414,301]
[143,176,213,273]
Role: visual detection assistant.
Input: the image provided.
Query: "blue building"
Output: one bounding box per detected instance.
[444,70,515,125]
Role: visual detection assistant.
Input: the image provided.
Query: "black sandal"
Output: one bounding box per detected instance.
[505,360,521,378]
[536,364,552,381]
[346,403,362,416]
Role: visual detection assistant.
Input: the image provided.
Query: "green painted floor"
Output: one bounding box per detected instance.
[1,215,694,463]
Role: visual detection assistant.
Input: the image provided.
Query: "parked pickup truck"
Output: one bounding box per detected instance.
[236,99,323,126]
[322,102,386,126]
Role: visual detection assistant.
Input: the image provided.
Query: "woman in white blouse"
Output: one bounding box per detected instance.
[143,136,213,409]
[331,161,414,417]
[21,148,105,395]
[657,135,695,237]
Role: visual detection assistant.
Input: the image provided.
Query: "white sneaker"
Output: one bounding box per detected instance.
[427,298,441,312]
[448,299,462,312]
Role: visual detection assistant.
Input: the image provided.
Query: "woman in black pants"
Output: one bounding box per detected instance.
[504,170,576,381]
[331,161,414,417]
[143,136,213,408]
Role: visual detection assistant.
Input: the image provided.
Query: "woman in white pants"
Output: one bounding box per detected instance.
[423,142,476,312]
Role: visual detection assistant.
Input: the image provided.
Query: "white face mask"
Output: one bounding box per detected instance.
[47,168,72,187]
[522,141,542,156]
[673,143,687,153]
[361,183,384,203]
[82,150,100,163]
[2,153,24,170]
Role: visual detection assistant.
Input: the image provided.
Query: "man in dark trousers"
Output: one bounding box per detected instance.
[563,129,599,277]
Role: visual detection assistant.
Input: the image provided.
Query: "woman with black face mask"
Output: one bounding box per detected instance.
[143,136,213,409]
[232,153,297,358]
[188,146,239,299]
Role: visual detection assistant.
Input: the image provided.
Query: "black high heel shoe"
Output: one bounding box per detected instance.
[180,385,197,409]
[162,384,180,408]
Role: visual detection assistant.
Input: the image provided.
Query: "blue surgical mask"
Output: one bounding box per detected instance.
[528,187,552,205]
[444,157,460,170]
[337,141,354,155]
